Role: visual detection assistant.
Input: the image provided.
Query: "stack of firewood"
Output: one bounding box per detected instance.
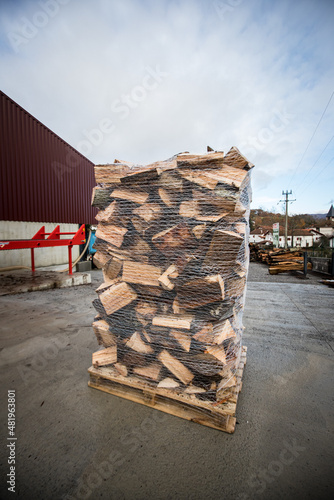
[268,249,311,274]
[250,245,312,274]
[90,147,253,402]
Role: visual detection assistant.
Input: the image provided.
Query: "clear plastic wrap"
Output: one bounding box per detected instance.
[91,148,253,403]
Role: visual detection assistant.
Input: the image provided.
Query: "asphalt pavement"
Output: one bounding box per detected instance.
[0,263,333,500]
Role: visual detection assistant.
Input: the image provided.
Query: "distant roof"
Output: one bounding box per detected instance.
[294,229,313,236]
[251,226,313,237]
[327,204,334,218]
[250,227,270,235]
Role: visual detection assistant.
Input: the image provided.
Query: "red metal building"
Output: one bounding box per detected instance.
[0,91,97,225]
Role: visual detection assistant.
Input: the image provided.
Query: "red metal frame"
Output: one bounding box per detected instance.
[0,225,85,275]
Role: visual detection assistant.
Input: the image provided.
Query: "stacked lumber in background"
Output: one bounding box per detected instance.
[250,245,312,275]
[88,147,253,432]
[268,249,311,275]
[249,243,270,263]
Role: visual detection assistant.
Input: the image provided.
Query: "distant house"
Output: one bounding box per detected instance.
[326,204,334,222]
[250,205,334,248]
[329,235,334,248]
[284,229,318,248]
[250,227,321,248]
[308,205,334,245]
[314,227,334,238]
[249,227,273,245]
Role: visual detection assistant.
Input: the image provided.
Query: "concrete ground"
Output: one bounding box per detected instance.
[0,270,91,296]
[0,262,333,500]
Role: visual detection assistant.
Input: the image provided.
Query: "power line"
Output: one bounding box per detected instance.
[278,190,296,249]
[298,156,334,196]
[295,134,334,193]
[289,90,334,187]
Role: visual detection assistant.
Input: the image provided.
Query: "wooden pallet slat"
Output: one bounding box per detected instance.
[88,346,247,434]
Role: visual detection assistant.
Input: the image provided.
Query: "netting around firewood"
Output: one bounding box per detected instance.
[91,147,253,402]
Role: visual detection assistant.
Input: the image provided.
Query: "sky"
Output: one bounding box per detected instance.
[1,0,334,215]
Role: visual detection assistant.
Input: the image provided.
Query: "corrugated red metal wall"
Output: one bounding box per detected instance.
[0,91,97,224]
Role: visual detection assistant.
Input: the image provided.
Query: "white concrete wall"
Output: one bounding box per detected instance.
[318,227,334,237]
[249,233,273,244]
[0,221,80,269]
[278,235,317,248]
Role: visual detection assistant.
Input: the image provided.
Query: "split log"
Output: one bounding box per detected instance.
[152,223,195,252]
[152,314,194,330]
[175,275,224,310]
[122,351,147,368]
[202,230,243,271]
[114,158,135,166]
[158,187,178,207]
[104,258,123,280]
[182,353,224,377]
[177,151,226,168]
[95,164,130,185]
[122,261,162,287]
[213,319,236,345]
[92,320,117,347]
[192,224,207,239]
[180,164,249,191]
[111,188,149,204]
[205,345,227,364]
[93,250,110,269]
[157,377,180,388]
[184,385,207,394]
[223,146,254,170]
[125,332,154,354]
[133,363,162,381]
[142,329,153,343]
[179,169,218,190]
[92,346,117,367]
[135,300,158,325]
[192,189,237,214]
[114,363,128,377]
[170,329,192,352]
[127,235,152,256]
[158,171,183,192]
[120,166,159,184]
[99,282,137,315]
[234,222,247,234]
[96,224,127,248]
[95,200,118,223]
[179,200,227,222]
[158,264,179,291]
[158,350,194,385]
[132,202,162,223]
[91,186,111,209]
[134,284,163,298]
[193,323,214,343]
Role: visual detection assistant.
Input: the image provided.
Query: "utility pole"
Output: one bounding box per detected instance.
[279,190,296,249]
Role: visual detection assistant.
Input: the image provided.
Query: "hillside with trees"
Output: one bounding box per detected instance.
[250,209,329,232]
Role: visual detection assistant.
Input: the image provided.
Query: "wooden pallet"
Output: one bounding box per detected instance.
[88,346,247,434]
